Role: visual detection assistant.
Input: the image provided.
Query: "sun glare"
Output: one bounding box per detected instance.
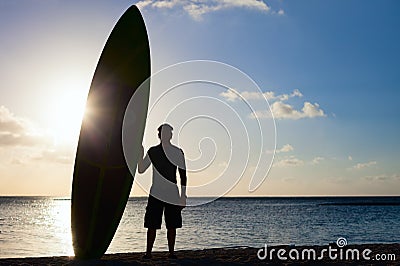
[48,85,88,145]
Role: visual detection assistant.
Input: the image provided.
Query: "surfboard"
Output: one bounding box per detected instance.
[71,5,150,259]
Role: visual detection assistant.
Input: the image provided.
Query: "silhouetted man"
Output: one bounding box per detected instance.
[138,123,187,259]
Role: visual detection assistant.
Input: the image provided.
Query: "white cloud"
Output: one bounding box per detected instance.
[266,144,293,154]
[221,88,326,120]
[301,102,325,118]
[242,91,271,100]
[290,89,303,98]
[249,110,271,119]
[252,101,326,120]
[0,133,46,147]
[0,106,49,147]
[311,156,324,164]
[273,154,326,167]
[0,106,74,166]
[137,0,272,20]
[274,156,304,167]
[152,0,180,8]
[364,174,400,182]
[220,88,302,102]
[279,144,294,153]
[272,101,325,120]
[353,161,377,170]
[364,175,388,182]
[0,106,29,135]
[219,89,239,102]
[136,0,153,9]
[277,9,284,15]
[270,101,297,119]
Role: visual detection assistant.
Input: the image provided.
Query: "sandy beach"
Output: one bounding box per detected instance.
[0,243,398,265]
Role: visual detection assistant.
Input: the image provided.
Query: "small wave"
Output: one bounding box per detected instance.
[53,198,71,201]
[319,202,400,206]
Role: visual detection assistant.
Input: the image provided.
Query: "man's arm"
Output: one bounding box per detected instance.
[178,149,187,199]
[178,167,187,196]
[137,145,151,174]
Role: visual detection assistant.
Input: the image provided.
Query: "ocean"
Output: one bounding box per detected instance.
[0,196,399,258]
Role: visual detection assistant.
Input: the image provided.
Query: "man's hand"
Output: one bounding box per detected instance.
[137,144,150,174]
[179,195,187,210]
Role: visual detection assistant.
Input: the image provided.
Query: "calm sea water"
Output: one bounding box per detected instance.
[0,196,399,258]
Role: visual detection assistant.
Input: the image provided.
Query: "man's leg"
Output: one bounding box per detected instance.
[146,229,157,257]
[167,228,176,256]
[144,196,163,258]
[165,200,182,258]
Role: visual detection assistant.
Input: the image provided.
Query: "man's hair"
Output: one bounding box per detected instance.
[157,123,173,138]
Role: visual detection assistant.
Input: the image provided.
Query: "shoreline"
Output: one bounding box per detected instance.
[1,243,398,265]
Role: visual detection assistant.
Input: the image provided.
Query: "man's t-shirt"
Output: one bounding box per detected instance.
[146,144,186,203]
[148,144,181,184]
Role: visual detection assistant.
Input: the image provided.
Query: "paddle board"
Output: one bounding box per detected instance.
[71,5,150,259]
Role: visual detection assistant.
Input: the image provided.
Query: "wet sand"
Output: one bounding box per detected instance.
[0,243,398,265]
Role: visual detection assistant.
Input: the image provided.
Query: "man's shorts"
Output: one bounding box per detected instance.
[144,195,182,229]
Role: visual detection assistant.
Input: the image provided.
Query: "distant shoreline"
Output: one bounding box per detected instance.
[0,243,399,265]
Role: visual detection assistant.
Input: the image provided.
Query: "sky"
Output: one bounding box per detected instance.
[0,0,399,196]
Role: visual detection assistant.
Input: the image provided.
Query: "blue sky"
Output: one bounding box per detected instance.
[0,0,399,196]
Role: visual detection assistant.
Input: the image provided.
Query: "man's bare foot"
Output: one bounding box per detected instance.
[168,253,177,259]
[142,253,152,259]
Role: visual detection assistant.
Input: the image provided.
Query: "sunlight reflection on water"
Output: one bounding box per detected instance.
[0,197,73,258]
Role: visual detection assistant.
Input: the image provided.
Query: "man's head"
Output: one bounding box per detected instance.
[157,123,173,142]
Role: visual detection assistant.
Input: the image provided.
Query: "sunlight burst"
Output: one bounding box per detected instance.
[47,84,88,145]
